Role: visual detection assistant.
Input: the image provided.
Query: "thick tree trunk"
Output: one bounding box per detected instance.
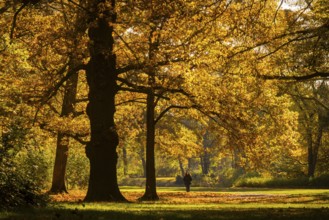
[140,92,159,200]
[84,0,126,202]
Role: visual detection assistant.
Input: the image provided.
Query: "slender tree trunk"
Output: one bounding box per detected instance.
[50,132,72,193]
[188,158,192,170]
[50,65,79,194]
[139,146,146,178]
[122,145,128,176]
[50,134,69,193]
[140,92,159,200]
[306,127,314,178]
[49,0,88,193]
[200,130,213,175]
[200,152,210,175]
[139,22,160,200]
[178,158,185,177]
[84,0,126,202]
[307,123,323,178]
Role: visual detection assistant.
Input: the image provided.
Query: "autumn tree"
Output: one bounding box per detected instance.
[116,0,235,200]
[3,0,127,201]
[260,0,329,177]
[50,0,89,194]
[82,0,128,201]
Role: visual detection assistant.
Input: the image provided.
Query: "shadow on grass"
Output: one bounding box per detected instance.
[2,207,329,220]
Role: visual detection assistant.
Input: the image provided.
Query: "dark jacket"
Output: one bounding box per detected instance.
[183,173,192,185]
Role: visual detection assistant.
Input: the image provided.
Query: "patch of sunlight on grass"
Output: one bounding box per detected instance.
[218,188,329,195]
[120,186,329,195]
[55,201,329,212]
[4,188,329,220]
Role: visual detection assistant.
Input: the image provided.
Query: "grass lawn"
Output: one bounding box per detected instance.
[1,187,329,219]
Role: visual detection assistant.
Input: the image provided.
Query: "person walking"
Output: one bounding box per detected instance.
[183,172,192,192]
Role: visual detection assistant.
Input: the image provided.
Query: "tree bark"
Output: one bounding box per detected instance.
[50,69,79,194]
[200,131,212,175]
[84,0,126,202]
[307,122,323,178]
[200,153,210,175]
[50,133,69,193]
[122,145,128,176]
[139,146,146,178]
[178,158,185,177]
[140,91,159,200]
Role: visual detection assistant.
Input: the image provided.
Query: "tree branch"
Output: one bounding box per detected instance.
[33,63,86,125]
[0,0,13,15]
[228,23,328,59]
[259,71,329,81]
[154,105,196,125]
[116,98,146,106]
[116,58,186,75]
[67,133,89,145]
[10,3,27,40]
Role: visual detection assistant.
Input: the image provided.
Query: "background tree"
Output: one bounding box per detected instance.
[49,0,89,194]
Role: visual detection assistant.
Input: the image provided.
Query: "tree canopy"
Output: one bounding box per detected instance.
[0,0,328,206]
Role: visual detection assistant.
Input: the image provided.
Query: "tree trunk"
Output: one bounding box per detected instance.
[306,127,314,178]
[200,152,210,175]
[50,0,88,194]
[140,92,159,200]
[122,145,128,176]
[84,0,126,202]
[50,68,79,194]
[178,158,185,177]
[139,146,146,178]
[307,123,323,178]
[50,134,69,194]
[200,130,214,175]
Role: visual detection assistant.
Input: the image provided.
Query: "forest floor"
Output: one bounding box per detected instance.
[1,187,329,219]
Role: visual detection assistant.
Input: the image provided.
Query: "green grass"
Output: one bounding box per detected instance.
[1,187,329,219]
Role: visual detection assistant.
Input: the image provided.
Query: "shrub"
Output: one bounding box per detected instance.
[310,174,329,188]
[65,146,90,189]
[0,165,48,210]
[0,122,49,210]
[217,168,247,187]
[233,176,313,188]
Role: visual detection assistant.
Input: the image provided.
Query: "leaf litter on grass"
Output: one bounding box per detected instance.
[49,189,329,206]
